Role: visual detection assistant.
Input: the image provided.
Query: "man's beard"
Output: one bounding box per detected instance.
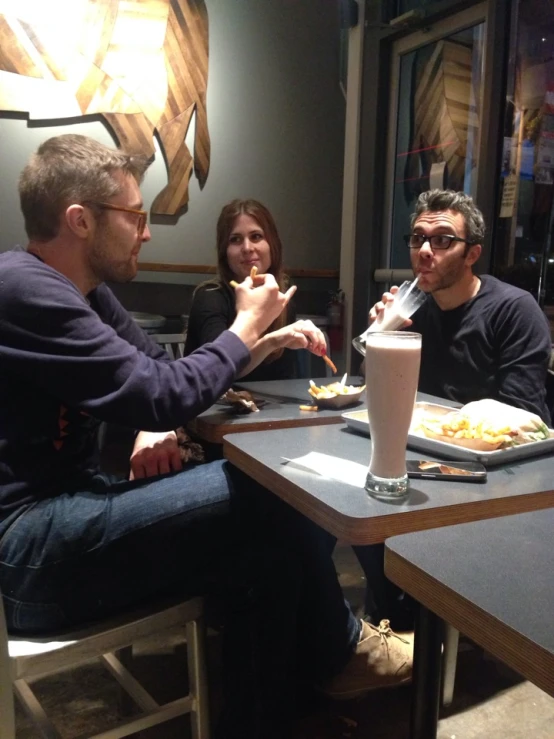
[417,256,467,295]
[89,225,138,284]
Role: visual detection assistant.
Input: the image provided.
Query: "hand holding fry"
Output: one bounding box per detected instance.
[230,269,296,348]
[268,319,326,352]
[230,266,259,289]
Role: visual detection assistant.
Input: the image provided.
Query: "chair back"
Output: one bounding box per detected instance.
[0,590,16,738]
[151,333,187,360]
[0,588,209,739]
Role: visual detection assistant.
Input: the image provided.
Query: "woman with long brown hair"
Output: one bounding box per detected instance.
[184,199,326,380]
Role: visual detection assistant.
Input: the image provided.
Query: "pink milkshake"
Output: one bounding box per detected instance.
[365,331,421,498]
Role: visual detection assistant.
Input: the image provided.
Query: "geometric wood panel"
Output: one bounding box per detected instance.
[0,0,210,215]
[405,39,479,193]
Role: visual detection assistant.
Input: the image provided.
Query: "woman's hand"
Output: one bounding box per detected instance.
[129,430,183,480]
[268,319,327,355]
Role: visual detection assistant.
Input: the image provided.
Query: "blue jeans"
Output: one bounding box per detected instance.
[0,461,359,738]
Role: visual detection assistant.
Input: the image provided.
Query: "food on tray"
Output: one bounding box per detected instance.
[308,377,365,400]
[414,399,551,451]
[299,404,319,412]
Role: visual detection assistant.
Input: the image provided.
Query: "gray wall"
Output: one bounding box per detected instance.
[0,0,345,284]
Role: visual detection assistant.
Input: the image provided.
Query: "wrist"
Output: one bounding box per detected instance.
[229,315,260,350]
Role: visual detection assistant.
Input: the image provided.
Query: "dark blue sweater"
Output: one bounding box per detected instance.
[0,250,250,517]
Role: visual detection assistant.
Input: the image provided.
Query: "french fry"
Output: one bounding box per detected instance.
[230,266,257,290]
[322,354,337,374]
[299,404,319,412]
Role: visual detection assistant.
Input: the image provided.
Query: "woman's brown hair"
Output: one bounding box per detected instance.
[214,199,289,361]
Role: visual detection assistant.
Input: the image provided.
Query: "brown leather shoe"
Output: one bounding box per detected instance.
[321,619,413,700]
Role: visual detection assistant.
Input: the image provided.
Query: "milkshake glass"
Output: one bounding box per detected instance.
[365,331,421,499]
[352,279,425,356]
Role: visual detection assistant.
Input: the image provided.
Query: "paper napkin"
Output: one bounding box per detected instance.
[281,452,367,487]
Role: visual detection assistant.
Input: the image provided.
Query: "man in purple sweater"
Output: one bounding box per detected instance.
[0,135,412,738]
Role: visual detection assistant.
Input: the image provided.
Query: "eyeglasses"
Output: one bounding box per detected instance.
[84,201,148,235]
[404,234,475,250]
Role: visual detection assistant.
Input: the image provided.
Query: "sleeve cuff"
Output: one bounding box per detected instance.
[214,330,251,373]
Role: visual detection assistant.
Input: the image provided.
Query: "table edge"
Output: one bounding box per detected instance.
[224,435,554,543]
[384,548,554,698]
[193,413,344,444]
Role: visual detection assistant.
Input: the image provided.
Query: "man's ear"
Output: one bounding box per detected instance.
[65,204,93,239]
[466,242,482,267]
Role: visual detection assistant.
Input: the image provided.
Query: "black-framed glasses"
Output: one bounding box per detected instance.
[83,201,148,235]
[403,233,475,250]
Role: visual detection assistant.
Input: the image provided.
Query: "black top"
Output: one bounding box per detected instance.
[184,282,297,382]
[0,251,249,519]
[410,275,551,423]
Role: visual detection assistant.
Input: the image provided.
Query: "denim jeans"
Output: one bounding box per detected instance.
[0,461,359,738]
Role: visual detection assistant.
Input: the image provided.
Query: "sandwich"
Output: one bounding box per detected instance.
[416,399,551,452]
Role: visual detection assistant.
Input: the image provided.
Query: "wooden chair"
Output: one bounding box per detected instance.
[0,591,210,739]
[151,333,187,360]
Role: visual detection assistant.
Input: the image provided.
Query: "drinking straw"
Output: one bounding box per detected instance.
[401,274,420,303]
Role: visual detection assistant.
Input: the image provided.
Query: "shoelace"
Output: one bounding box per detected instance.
[376,619,410,644]
[366,619,411,660]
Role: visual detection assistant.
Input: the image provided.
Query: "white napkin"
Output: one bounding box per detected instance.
[282,452,367,487]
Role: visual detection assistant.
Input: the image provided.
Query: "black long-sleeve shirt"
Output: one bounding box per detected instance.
[184,282,297,382]
[0,251,250,515]
[410,275,551,423]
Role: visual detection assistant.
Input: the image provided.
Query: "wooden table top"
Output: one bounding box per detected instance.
[223,423,554,545]
[188,376,364,444]
[384,510,554,698]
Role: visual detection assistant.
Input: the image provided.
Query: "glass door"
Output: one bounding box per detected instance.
[381,4,487,273]
[491,0,554,335]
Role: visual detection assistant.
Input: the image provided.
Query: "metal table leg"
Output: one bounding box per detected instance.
[410,604,443,739]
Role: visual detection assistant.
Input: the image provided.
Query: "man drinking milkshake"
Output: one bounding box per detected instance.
[359,188,551,628]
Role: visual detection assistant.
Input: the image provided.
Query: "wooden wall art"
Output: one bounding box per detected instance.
[403,39,479,195]
[0,0,210,215]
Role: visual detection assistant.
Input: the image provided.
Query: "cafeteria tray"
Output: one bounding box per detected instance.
[342,402,554,467]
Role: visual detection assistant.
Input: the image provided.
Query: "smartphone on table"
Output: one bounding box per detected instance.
[406,460,487,482]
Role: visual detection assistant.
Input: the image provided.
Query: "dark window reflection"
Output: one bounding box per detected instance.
[492,0,554,336]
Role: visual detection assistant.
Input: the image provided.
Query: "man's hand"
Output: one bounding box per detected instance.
[368,285,412,328]
[129,430,182,480]
[368,285,400,324]
[230,273,296,349]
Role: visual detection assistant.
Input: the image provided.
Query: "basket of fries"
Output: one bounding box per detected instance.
[304,377,366,410]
